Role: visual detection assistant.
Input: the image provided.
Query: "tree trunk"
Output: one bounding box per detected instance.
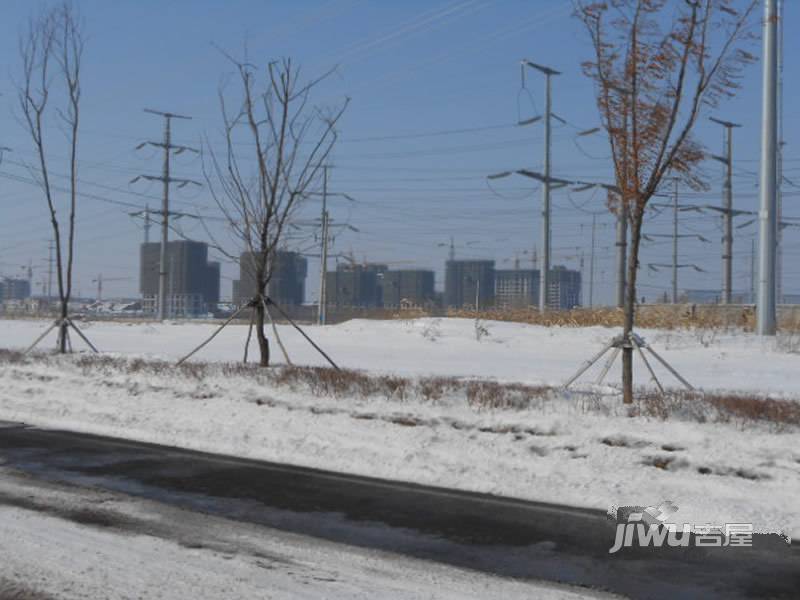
[622,207,644,404]
[255,297,270,367]
[58,301,68,354]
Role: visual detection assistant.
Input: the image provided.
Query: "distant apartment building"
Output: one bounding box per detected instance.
[546,266,582,310]
[0,277,31,301]
[325,263,387,308]
[495,269,538,308]
[234,250,308,307]
[140,240,220,317]
[495,266,582,310]
[380,270,436,308]
[444,260,495,308]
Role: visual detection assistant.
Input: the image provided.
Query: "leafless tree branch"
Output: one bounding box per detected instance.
[204,53,347,366]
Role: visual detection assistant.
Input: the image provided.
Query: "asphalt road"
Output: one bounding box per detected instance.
[0,421,797,599]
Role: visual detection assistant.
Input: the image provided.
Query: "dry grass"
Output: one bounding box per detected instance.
[445,305,766,331]
[465,381,552,410]
[632,390,800,431]
[0,349,26,364]
[2,352,799,428]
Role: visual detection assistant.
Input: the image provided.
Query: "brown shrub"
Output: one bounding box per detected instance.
[0,349,27,364]
[465,381,551,410]
[15,354,800,430]
[633,389,800,430]
[417,376,460,402]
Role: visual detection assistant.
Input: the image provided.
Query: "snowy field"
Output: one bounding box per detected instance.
[2,316,800,393]
[0,317,798,543]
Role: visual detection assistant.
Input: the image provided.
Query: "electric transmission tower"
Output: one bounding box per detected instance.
[709,117,741,305]
[131,109,200,321]
[488,59,566,312]
[488,60,625,311]
[127,205,153,243]
[296,166,357,325]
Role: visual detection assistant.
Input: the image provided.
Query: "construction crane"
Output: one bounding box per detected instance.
[91,274,131,302]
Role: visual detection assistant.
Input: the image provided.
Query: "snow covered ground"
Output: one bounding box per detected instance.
[0,317,798,543]
[1,316,799,393]
[0,467,600,599]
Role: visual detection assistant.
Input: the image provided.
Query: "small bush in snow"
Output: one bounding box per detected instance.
[420,319,441,342]
[465,381,550,410]
[473,319,490,342]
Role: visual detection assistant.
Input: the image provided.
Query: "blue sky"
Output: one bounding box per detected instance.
[0,0,796,304]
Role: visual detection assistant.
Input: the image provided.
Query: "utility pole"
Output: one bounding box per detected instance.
[295,167,356,325]
[645,182,709,303]
[534,61,560,313]
[776,0,784,306]
[757,0,778,336]
[710,117,741,305]
[318,166,330,325]
[672,179,679,304]
[501,59,562,312]
[589,215,596,308]
[133,109,200,321]
[157,113,173,320]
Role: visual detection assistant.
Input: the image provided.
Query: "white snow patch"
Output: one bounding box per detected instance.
[0,317,798,541]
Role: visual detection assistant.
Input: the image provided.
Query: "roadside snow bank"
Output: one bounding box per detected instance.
[0,353,797,542]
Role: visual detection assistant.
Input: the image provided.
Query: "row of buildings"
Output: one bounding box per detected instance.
[139,241,310,317]
[324,260,582,310]
[137,240,583,316]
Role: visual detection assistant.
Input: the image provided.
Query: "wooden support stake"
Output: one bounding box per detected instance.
[266,298,340,370]
[67,319,99,353]
[563,336,618,389]
[263,298,292,366]
[646,345,694,391]
[177,304,249,366]
[629,334,664,393]
[243,307,255,364]
[24,320,60,355]
[596,346,620,385]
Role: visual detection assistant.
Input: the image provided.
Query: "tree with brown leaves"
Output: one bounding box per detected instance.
[575,0,757,403]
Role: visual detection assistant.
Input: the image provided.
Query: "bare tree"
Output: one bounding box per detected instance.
[576,0,756,402]
[205,56,347,366]
[17,2,84,353]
